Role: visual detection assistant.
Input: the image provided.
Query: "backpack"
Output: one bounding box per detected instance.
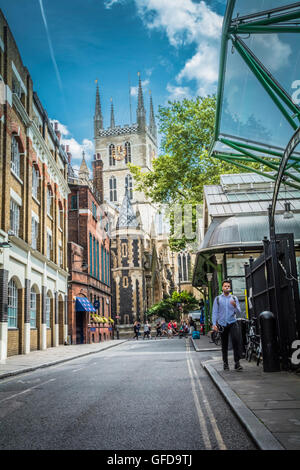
[192,330,200,339]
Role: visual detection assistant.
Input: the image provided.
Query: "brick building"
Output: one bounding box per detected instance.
[67,151,112,344]
[0,10,69,361]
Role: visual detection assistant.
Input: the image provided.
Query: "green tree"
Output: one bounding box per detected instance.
[129,95,233,250]
[145,290,199,322]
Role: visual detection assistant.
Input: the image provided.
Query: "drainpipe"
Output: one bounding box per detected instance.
[207,272,213,325]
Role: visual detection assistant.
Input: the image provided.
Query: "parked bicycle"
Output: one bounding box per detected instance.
[245,317,262,366]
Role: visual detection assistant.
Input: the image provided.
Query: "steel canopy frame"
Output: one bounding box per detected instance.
[212,0,300,229]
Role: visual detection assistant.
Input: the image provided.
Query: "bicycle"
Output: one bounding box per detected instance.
[245,317,262,366]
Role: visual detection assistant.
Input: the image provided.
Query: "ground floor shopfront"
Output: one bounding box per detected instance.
[0,233,68,362]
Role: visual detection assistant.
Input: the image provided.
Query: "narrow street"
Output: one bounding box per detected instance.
[0,339,256,450]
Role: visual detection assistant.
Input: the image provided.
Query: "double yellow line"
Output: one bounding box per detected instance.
[186,339,226,450]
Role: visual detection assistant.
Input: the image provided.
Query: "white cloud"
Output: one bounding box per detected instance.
[176,43,219,96]
[253,35,292,72]
[51,119,94,162]
[166,84,192,101]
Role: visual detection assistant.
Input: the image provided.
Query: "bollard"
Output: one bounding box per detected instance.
[259,311,280,372]
[116,328,120,340]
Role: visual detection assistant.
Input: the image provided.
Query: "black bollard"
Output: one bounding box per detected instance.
[116,328,120,340]
[259,311,280,372]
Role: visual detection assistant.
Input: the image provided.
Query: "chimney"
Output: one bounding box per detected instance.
[92,154,103,203]
[54,122,61,142]
[66,145,72,164]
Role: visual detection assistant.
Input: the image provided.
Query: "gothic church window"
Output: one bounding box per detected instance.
[109,144,116,166]
[122,243,127,257]
[125,175,133,200]
[123,276,128,288]
[109,176,117,202]
[125,142,131,163]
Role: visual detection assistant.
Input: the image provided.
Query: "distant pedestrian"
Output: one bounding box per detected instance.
[133,321,139,340]
[167,323,173,339]
[143,321,151,339]
[155,321,162,339]
[212,279,243,371]
[161,320,167,337]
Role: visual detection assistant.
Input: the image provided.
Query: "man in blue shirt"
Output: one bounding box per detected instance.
[212,279,243,371]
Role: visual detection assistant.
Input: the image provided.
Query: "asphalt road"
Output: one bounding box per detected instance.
[0,337,256,450]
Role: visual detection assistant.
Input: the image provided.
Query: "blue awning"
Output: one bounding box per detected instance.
[75,297,96,312]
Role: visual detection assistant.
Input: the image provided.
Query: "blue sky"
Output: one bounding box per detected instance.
[0,0,227,170]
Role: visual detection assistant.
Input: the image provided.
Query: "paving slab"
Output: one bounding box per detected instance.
[202,355,300,450]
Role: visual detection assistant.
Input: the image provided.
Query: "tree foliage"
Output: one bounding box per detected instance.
[145,290,199,322]
[129,95,233,250]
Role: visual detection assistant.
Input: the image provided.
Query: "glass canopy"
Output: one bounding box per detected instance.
[211,0,300,227]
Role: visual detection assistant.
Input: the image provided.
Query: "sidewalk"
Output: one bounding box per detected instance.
[0,339,127,380]
[202,355,300,450]
[190,333,222,352]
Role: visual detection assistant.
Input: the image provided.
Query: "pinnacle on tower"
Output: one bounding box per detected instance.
[79,151,90,182]
[116,185,138,229]
[110,98,115,129]
[149,90,157,139]
[136,72,146,130]
[94,80,103,137]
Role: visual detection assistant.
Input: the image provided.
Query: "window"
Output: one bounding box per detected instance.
[93,237,96,277]
[89,233,93,276]
[47,186,53,216]
[47,232,52,259]
[101,245,104,281]
[122,243,127,257]
[11,135,20,177]
[59,246,63,267]
[58,202,63,229]
[31,217,39,250]
[8,279,18,328]
[71,195,77,210]
[123,276,128,288]
[46,295,51,328]
[97,241,99,280]
[125,175,133,199]
[109,144,116,166]
[92,201,97,219]
[125,142,131,163]
[32,166,39,200]
[30,288,37,328]
[10,199,20,236]
[109,176,117,202]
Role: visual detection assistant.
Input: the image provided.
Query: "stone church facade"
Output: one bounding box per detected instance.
[93,77,177,325]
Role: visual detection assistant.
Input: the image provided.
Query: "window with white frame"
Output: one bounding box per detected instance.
[31,216,39,250]
[46,295,51,328]
[8,279,18,328]
[30,288,37,328]
[58,202,63,229]
[109,176,117,202]
[11,135,21,177]
[125,174,133,199]
[10,199,20,236]
[47,232,52,259]
[47,186,53,216]
[32,166,39,200]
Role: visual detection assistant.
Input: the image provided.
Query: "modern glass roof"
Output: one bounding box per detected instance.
[211,1,300,212]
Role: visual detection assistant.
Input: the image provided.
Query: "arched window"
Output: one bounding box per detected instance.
[11,135,21,177]
[32,165,40,200]
[30,288,37,328]
[8,279,18,328]
[125,142,131,164]
[109,176,117,202]
[125,174,133,199]
[46,294,51,328]
[109,144,116,166]
[58,201,63,229]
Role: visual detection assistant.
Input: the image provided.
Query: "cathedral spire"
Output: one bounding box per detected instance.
[110,98,115,129]
[136,72,146,130]
[149,90,157,139]
[79,151,90,182]
[94,80,103,137]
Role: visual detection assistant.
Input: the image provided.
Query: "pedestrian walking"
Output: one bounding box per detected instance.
[212,280,243,371]
[161,320,167,337]
[155,321,162,339]
[133,321,140,340]
[143,321,151,339]
[167,322,173,339]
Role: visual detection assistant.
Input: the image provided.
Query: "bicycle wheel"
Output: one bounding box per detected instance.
[246,343,253,362]
[212,332,221,346]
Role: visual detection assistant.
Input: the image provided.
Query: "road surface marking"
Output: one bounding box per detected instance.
[72,368,84,373]
[186,356,212,449]
[0,378,56,404]
[186,340,227,450]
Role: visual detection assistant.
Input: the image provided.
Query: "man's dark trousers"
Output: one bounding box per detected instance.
[220,322,240,364]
